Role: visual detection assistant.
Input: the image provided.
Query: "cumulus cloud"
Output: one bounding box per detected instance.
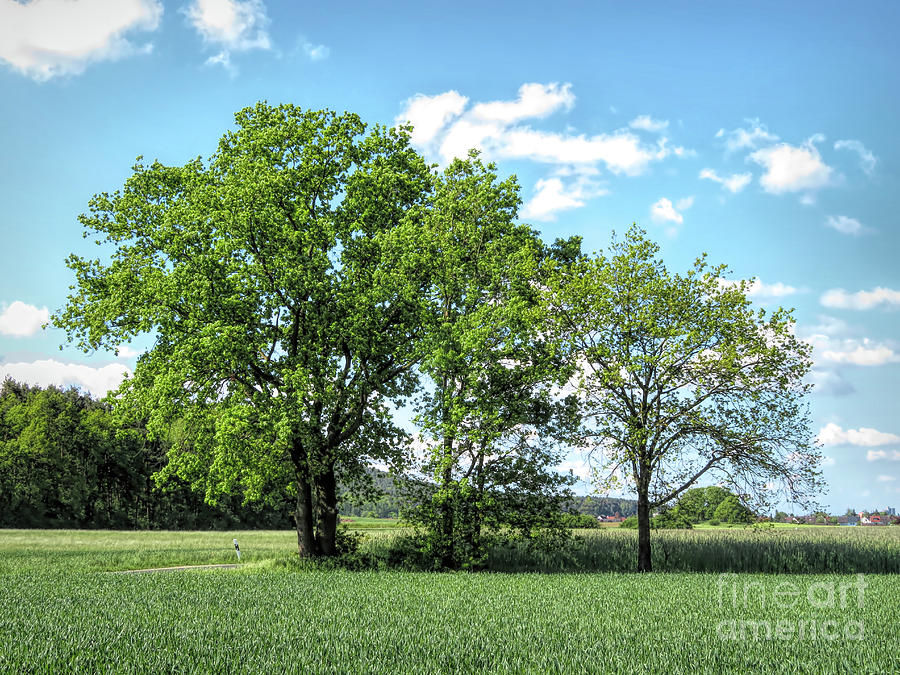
[820,287,900,311]
[493,127,676,175]
[834,139,876,175]
[469,82,575,124]
[629,115,668,133]
[867,450,900,462]
[824,215,868,236]
[0,359,130,398]
[397,83,682,175]
[0,0,162,81]
[716,119,779,152]
[523,178,583,220]
[817,423,900,447]
[0,301,50,337]
[719,277,799,299]
[807,335,900,366]
[699,168,752,193]
[650,197,684,225]
[522,169,607,222]
[749,135,833,194]
[116,344,139,359]
[186,0,270,70]
[395,90,469,149]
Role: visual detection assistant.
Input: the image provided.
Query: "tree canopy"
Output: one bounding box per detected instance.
[54,103,434,556]
[543,226,822,571]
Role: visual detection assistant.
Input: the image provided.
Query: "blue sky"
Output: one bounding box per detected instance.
[0,0,898,513]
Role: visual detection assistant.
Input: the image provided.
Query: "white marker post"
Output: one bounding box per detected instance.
[233,538,241,561]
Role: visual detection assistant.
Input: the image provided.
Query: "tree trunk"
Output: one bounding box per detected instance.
[637,487,652,572]
[468,450,485,568]
[440,442,455,569]
[294,473,316,558]
[314,465,339,556]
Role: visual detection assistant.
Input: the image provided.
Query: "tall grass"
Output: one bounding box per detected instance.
[486,527,900,573]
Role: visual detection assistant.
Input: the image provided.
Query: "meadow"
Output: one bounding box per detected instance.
[1,527,898,673]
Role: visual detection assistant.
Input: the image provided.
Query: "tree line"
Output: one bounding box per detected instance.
[0,379,296,529]
[50,103,822,571]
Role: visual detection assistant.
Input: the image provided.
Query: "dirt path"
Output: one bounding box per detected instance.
[111,563,242,574]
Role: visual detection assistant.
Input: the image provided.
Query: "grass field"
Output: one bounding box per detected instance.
[1,528,898,672]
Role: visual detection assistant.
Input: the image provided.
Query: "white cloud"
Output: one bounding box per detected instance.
[824,215,868,236]
[395,91,469,149]
[749,136,833,194]
[820,287,900,311]
[0,0,161,81]
[186,0,270,67]
[745,278,798,298]
[522,171,607,222]
[650,197,683,225]
[0,301,50,337]
[0,359,130,398]
[699,168,752,193]
[556,457,591,482]
[523,178,583,221]
[493,128,674,175]
[629,115,669,133]
[834,139,876,175]
[116,344,139,359]
[817,422,900,447]
[876,475,896,483]
[821,456,836,467]
[867,450,900,462]
[300,41,329,61]
[204,50,233,74]
[716,119,779,152]
[398,83,679,176]
[719,277,799,299]
[469,82,574,124]
[807,335,900,366]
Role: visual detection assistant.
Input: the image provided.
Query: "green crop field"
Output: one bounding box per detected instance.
[1,528,898,673]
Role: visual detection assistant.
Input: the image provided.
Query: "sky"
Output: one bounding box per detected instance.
[0,0,898,514]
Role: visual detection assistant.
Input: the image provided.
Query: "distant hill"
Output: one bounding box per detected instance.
[339,469,638,519]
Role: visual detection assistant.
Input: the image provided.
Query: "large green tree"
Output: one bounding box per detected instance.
[408,153,579,570]
[543,226,823,571]
[54,104,433,557]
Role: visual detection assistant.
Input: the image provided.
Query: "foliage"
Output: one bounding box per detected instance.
[652,508,694,529]
[405,153,579,570]
[53,104,434,557]
[672,486,733,523]
[543,225,821,571]
[0,379,295,529]
[560,512,602,528]
[713,495,754,524]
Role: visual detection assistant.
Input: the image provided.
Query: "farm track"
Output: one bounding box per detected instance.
[111,563,242,574]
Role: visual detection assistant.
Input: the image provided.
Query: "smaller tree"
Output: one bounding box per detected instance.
[406,154,579,570]
[543,226,823,571]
